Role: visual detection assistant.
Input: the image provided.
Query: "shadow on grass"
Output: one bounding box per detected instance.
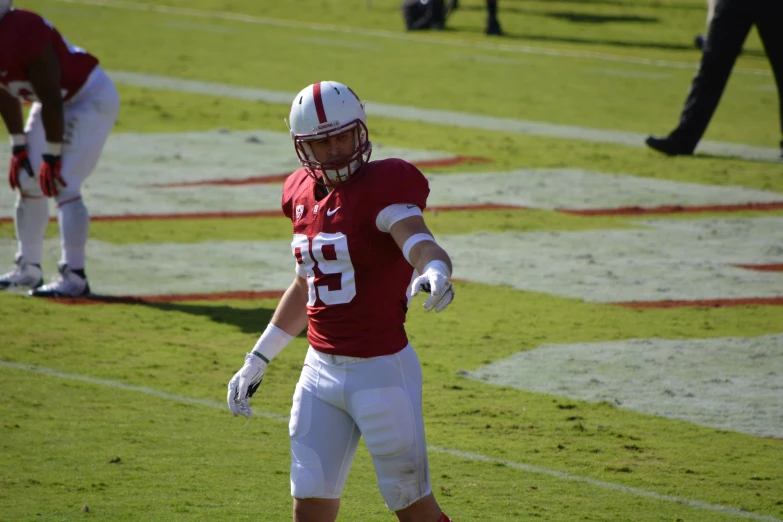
[41,292,306,337]
[142,301,280,336]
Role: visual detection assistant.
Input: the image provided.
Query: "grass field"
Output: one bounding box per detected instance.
[1,0,782,520]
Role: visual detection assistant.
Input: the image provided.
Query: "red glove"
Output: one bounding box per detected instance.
[8,145,35,190]
[39,154,65,197]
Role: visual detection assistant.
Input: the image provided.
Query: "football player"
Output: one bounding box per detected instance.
[228,81,455,522]
[0,1,119,297]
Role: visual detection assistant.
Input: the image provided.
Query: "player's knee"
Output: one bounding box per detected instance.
[293,497,340,522]
[54,188,83,205]
[352,387,415,457]
[380,477,430,512]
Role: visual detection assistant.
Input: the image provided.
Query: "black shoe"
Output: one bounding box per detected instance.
[694,34,705,50]
[645,135,695,156]
[485,17,502,36]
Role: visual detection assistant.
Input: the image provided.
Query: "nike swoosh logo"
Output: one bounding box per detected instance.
[406,205,416,209]
[326,206,341,216]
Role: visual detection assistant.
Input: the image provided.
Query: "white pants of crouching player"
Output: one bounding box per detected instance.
[290,344,431,512]
[14,66,119,268]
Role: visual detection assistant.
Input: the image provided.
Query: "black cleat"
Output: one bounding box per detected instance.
[645,135,695,156]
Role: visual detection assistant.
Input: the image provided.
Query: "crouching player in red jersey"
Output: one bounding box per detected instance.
[228,81,455,522]
[0,1,119,297]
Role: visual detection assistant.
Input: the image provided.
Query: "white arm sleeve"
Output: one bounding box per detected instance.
[375,203,424,233]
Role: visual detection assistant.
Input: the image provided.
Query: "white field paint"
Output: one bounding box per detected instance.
[103,71,782,162]
[422,168,783,210]
[466,334,783,438]
[2,130,782,218]
[54,0,772,78]
[1,360,781,522]
[437,217,783,303]
[1,131,782,300]
[1,216,782,301]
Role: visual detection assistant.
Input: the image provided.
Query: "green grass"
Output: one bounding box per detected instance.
[2,0,783,520]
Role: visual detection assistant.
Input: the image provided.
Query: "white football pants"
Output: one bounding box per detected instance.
[14,66,119,269]
[289,344,432,512]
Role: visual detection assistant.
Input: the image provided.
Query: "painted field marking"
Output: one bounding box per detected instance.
[616,297,783,308]
[0,129,462,219]
[734,264,783,272]
[54,0,772,77]
[3,217,783,302]
[2,131,781,220]
[465,334,783,438]
[147,156,491,188]
[104,71,781,162]
[1,360,780,522]
[437,217,783,304]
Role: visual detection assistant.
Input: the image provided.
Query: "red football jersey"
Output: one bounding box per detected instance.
[0,9,99,103]
[282,158,430,358]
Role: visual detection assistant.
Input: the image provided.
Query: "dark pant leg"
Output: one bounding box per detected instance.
[486,0,498,19]
[753,0,783,143]
[669,0,753,147]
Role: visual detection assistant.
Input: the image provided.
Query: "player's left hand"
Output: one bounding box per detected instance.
[39,154,65,197]
[411,261,455,313]
[8,145,35,190]
[227,352,267,418]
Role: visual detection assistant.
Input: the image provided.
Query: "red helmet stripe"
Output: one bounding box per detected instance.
[312,82,328,124]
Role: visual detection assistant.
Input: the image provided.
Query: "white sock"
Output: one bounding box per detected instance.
[15,196,49,265]
[58,198,90,270]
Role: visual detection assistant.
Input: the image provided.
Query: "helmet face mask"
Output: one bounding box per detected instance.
[288,81,372,186]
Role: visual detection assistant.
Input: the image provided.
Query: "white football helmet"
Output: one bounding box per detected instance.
[288,81,372,186]
[0,0,12,18]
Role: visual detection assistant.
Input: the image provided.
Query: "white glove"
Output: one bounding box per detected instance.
[410,260,455,312]
[227,352,267,418]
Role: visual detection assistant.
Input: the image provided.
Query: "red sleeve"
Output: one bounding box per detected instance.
[371,159,429,211]
[281,175,295,220]
[281,168,309,220]
[15,12,52,65]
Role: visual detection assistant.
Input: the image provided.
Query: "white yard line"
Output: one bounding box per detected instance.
[106,70,781,162]
[55,0,771,77]
[2,360,781,522]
